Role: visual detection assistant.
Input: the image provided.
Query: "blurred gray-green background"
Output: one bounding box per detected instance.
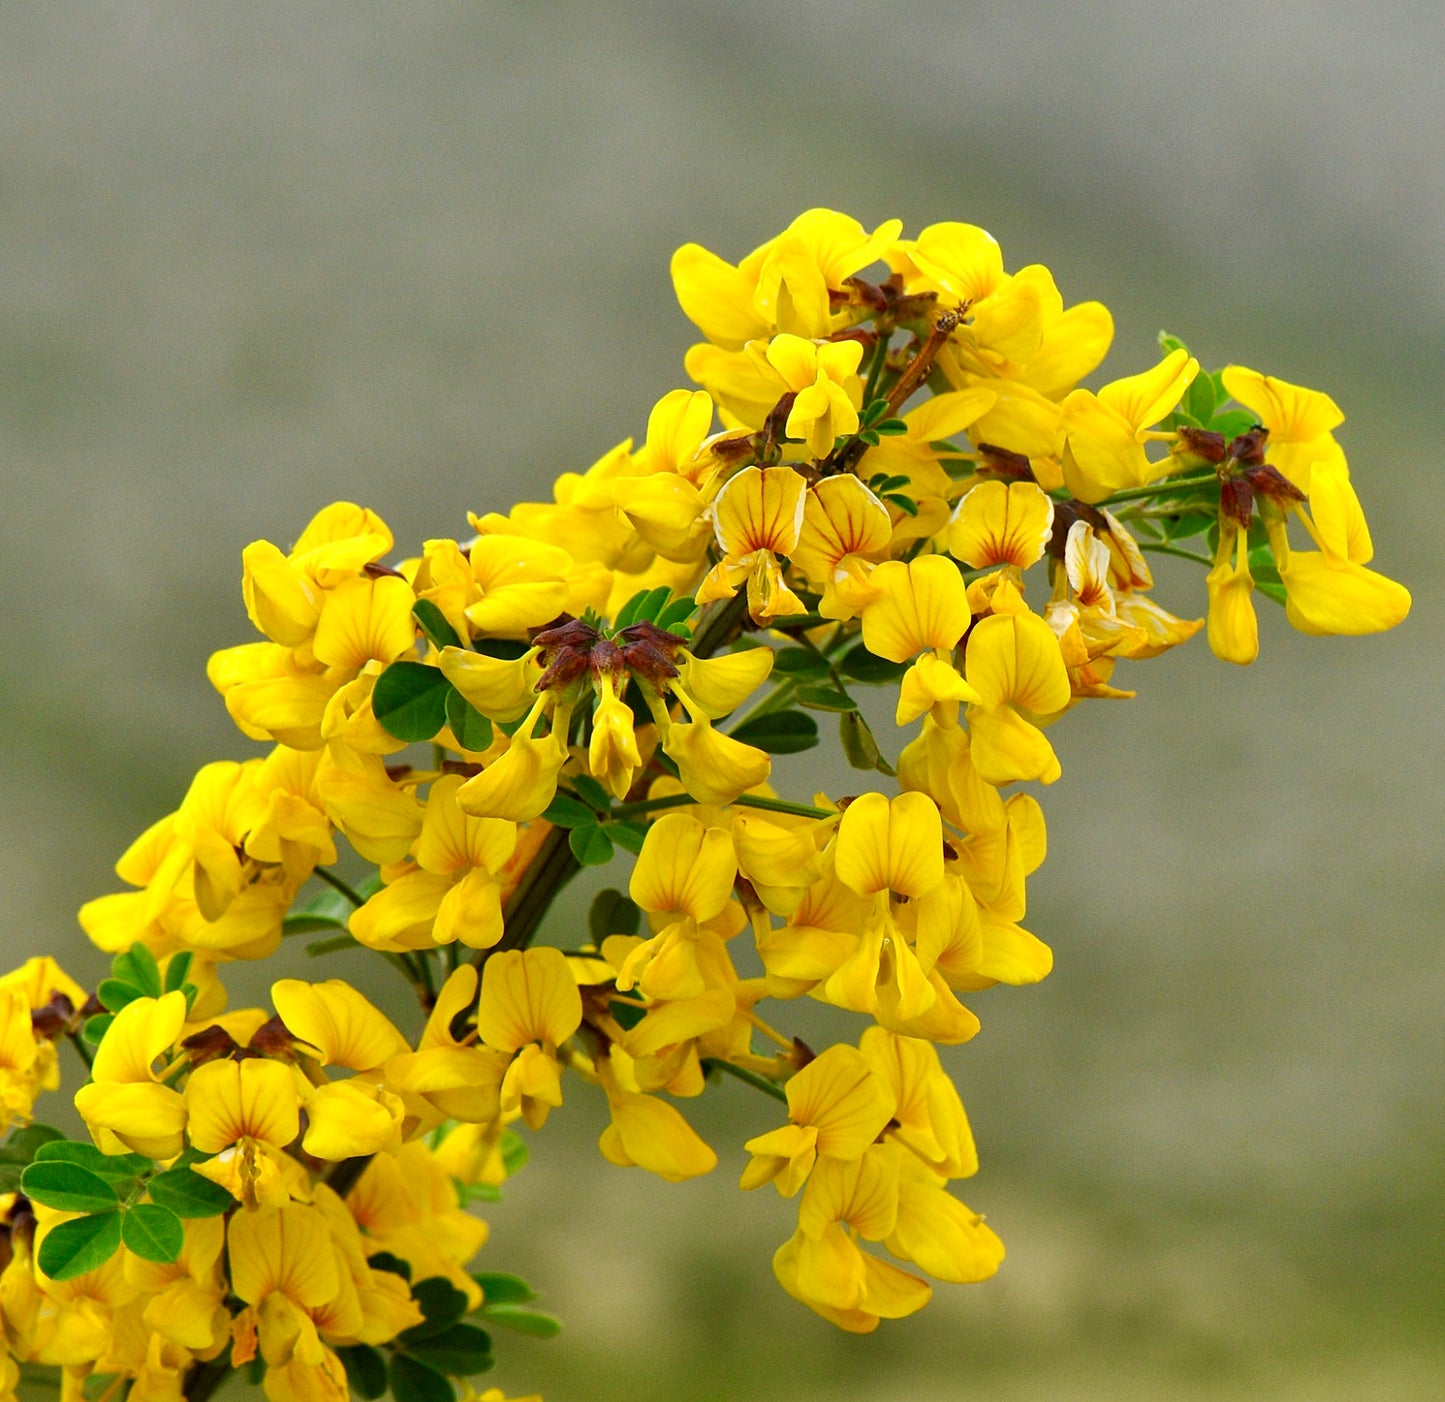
[2,5,1441,1399]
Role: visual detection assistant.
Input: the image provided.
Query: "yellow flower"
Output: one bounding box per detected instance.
[791,475,894,621]
[741,1045,896,1196]
[1060,348,1199,502]
[946,480,1055,571]
[1268,461,1411,637]
[765,335,865,459]
[73,992,189,1159]
[696,465,808,624]
[962,612,1072,784]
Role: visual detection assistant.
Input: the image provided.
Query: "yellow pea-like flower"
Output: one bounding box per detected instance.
[946,480,1055,571]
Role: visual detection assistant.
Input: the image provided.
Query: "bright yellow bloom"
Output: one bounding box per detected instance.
[1220,365,1346,492]
[741,1045,896,1196]
[271,979,409,1073]
[791,475,894,621]
[765,335,865,459]
[946,480,1055,571]
[1268,461,1411,636]
[1205,520,1259,665]
[384,965,509,1127]
[696,465,808,624]
[1060,348,1199,502]
[73,992,189,1159]
[464,536,575,636]
[962,612,1072,784]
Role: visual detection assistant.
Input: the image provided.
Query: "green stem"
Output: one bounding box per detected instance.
[66,1029,94,1071]
[313,866,366,908]
[703,1057,788,1104]
[1088,473,1218,507]
[734,794,835,820]
[1139,542,1213,566]
[861,329,893,408]
[610,792,700,821]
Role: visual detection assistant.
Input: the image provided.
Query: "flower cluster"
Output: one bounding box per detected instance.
[0,209,1408,1401]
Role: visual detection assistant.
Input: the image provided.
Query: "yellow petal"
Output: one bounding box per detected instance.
[477,948,583,1052]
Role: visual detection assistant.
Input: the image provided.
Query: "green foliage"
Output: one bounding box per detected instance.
[729,710,819,754]
[36,1209,123,1281]
[568,824,615,866]
[472,1272,538,1306]
[770,647,831,679]
[121,1203,185,1262]
[338,1345,390,1400]
[589,888,642,941]
[412,599,463,652]
[795,683,857,712]
[373,661,453,743]
[542,793,601,828]
[388,1353,457,1402]
[0,1123,64,1192]
[481,1303,563,1337]
[33,1141,149,1180]
[147,1162,233,1218]
[20,1161,121,1214]
[445,688,494,753]
[837,644,909,685]
[839,709,895,776]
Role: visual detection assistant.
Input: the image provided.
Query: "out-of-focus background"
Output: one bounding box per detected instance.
[2,4,1441,1398]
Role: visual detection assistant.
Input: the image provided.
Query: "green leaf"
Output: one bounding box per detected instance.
[858,428,881,446]
[1211,408,1260,440]
[541,793,600,829]
[837,644,909,685]
[121,1203,184,1263]
[1157,330,1189,357]
[388,1354,455,1402]
[282,913,349,937]
[795,683,857,713]
[147,1164,233,1218]
[372,661,452,743]
[95,979,144,1013]
[0,1123,65,1166]
[21,1162,122,1214]
[405,1278,471,1337]
[655,597,698,634]
[82,1014,114,1046]
[368,1251,412,1282]
[296,885,355,924]
[568,825,614,866]
[404,1323,494,1377]
[589,888,641,942]
[471,1272,538,1306]
[444,688,494,753]
[609,997,646,1031]
[33,1141,149,1181]
[500,1130,529,1178]
[569,774,613,812]
[306,934,360,957]
[1161,511,1214,542]
[113,944,162,998]
[162,951,193,994]
[874,417,908,436]
[412,599,463,652]
[769,647,830,679]
[861,396,890,427]
[883,492,918,516]
[1182,368,1215,425]
[728,710,819,755]
[481,1303,563,1337]
[337,1345,389,1401]
[612,589,650,630]
[36,1209,122,1281]
[605,821,647,855]
[839,709,895,776]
